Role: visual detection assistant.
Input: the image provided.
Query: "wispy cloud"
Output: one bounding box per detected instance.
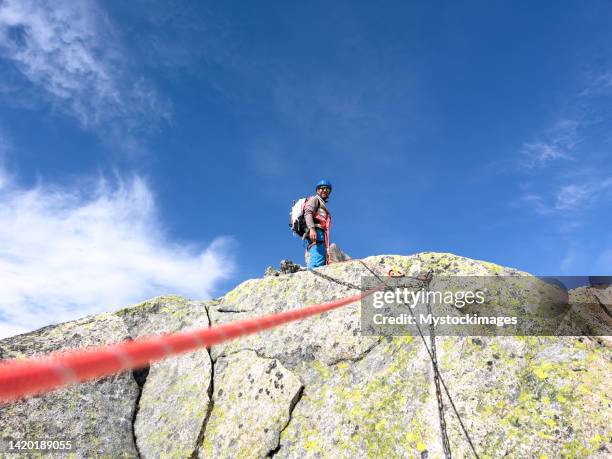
[578,72,612,98]
[0,135,8,190]
[515,62,612,231]
[520,142,572,167]
[519,120,579,168]
[520,193,553,215]
[555,184,594,211]
[0,0,169,135]
[0,168,234,339]
[520,177,612,216]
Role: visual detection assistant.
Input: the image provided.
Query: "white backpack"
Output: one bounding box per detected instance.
[289,198,308,236]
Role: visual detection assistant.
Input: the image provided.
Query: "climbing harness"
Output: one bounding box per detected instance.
[297,194,332,266]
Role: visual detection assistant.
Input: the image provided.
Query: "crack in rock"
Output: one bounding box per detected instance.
[267,385,304,457]
[198,350,303,457]
[131,366,149,459]
[216,308,245,313]
[191,303,215,459]
[328,338,382,366]
[190,347,215,459]
[213,347,269,362]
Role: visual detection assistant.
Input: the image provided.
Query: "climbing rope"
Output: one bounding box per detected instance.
[310,268,364,291]
[310,259,431,291]
[345,261,480,459]
[409,302,481,458]
[351,263,451,457]
[425,275,453,459]
[1,257,479,459]
[0,282,387,403]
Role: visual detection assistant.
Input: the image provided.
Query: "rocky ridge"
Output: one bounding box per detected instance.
[0,252,610,458]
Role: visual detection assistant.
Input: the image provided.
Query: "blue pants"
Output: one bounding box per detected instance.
[304,228,326,270]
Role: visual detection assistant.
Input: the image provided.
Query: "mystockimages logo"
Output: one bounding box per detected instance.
[370,311,518,328]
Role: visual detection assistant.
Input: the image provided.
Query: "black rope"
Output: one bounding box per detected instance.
[426,276,453,458]
[309,268,365,291]
[358,263,451,458]
[356,261,480,459]
[308,260,480,458]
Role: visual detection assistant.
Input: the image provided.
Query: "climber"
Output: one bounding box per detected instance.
[304,179,332,269]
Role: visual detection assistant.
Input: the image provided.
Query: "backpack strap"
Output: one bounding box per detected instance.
[315,195,330,215]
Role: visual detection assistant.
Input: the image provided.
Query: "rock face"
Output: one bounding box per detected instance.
[1,253,611,458]
[328,243,351,263]
[265,260,304,277]
[198,350,303,458]
[0,313,140,458]
[0,296,214,458]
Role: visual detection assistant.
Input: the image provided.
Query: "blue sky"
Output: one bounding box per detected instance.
[0,0,611,337]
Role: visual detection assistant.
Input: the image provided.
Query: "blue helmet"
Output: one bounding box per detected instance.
[315,179,332,190]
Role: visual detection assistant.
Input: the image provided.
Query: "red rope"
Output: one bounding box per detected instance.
[0,283,383,403]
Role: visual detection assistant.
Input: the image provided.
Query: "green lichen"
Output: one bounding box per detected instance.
[115,295,187,317]
[282,336,435,457]
[458,337,611,456]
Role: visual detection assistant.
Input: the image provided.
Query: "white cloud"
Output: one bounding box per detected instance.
[554,184,592,211]
[521,142,572,166]
[579,72,612,98]
[519,120,578,168]
[520,193,552,215]
[0,0,169,132]
[0,143,8,190]
[0,322,27,339]
[554,179,612,211]
[0,171,234,339]
[521,177,612,217]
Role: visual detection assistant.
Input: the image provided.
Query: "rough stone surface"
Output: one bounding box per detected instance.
[265,260,303,277]
[264,266,281,277]
[210,263,381,368]
[114,294,212,338]
[277,336,436,458]
[207,253,611,458]
[435,335,611,458]
[328,243,351,263]
[1,252,610,458]
[135,348,212,459]
[119,296,214,458]
[198,350,303,458]
[280,259,303,274]
[591,285,612,309]
[0,313,139,458]
[567,286,612,343]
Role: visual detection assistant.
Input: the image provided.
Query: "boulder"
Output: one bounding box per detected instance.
[1,253,610,458]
